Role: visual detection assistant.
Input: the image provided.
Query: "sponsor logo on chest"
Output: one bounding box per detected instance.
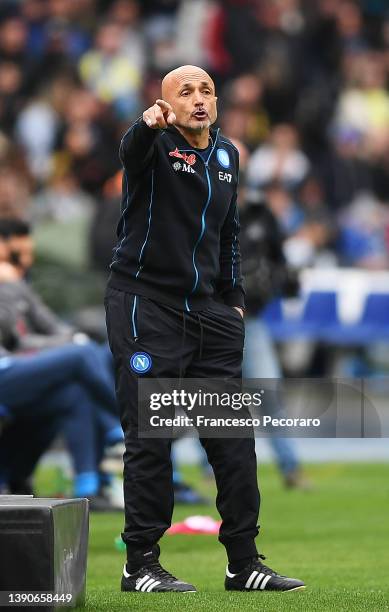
[169,148,196,164]
[169,146,232,180]
[172,160,195,174]
[218,171,232,182]
[170,148,197,174]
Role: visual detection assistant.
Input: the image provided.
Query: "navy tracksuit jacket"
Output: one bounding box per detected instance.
[108,119,245,311]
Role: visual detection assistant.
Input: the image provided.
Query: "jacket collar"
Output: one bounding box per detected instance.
[165,125,219,154]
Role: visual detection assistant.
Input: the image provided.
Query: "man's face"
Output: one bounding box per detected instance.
[8,235,34,274]
[163,68,217,133]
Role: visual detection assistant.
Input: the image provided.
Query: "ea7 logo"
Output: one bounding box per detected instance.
[219,172,232,182]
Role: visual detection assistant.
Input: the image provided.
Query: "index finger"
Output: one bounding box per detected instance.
[155,99,173,112]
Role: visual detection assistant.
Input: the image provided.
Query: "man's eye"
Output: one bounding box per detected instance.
[203,90,211,95]
[181,91,189,96]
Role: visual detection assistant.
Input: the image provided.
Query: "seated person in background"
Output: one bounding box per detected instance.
[0,336,123,510]
[0,220,124,509]
[0,218,79,351]
[0,368,66,498]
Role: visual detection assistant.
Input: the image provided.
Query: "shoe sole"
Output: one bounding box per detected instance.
[226,585,307,593]
[285,586,306,592]
[122,590,197,593]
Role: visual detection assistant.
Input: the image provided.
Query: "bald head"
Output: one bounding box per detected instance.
[159,65,217,139]
[161,65,215,102]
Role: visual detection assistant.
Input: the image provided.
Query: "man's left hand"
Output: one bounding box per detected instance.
[233,307,244,319]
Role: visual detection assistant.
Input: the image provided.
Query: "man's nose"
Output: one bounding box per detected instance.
[193,91,204,105]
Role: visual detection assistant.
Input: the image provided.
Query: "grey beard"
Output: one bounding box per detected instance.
[177,119,212,133]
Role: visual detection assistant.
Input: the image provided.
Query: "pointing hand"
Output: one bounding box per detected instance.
[143,99,176,129]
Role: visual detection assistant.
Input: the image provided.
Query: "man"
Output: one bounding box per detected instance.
[105,65,305,593]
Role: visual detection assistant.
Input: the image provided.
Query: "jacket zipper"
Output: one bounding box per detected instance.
[184,130,219,311]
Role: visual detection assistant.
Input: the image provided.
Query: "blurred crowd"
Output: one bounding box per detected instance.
[0,0,387,276]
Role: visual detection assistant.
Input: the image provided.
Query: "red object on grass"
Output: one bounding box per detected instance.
[167,515,221,535]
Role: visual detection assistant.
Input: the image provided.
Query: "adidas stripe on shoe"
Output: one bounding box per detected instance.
[225,554,306,592]
[126,569,161,592]
[121,545,196,593]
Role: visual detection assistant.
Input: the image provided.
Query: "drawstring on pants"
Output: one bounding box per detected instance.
[178,311,187,382]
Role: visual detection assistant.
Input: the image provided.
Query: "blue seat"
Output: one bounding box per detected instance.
[264,291,389,345]
[363,293,389,327]
[262,299,283,325]
[263,292,339,341]
[288,291,339,340]
[301,291,338,329]
[261,298,299,341]
[325,293,389,345]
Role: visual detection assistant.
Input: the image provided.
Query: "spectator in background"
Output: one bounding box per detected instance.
[14,74,79,183]
[337,192,389,268]
[220,74,270,150]
[56,86,118,194]
[246,124,310,193]
[0,60,25,135]
[21,0,50,59]
[0,14,31,78]
[321,125,372,211]
[259,176,333,269]
[15,91,59,183]
[14,74,75,181]
[334,50,389,142]
[22,0,91,82]
[0,165,31,219]
[319,48,389,211]
[21,80,119,220]
[55,117,113,197]
[0,13,34,134]
[334,0,368,52]
[107,0,145,77]
[234,138,310,489]
[79,20,142,119]
[141,0,180,72]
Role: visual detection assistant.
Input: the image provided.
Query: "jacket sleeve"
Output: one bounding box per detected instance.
[0,281,75,352]
[23,282,74,337]
[217,188,246,309]
[119,118,159,174]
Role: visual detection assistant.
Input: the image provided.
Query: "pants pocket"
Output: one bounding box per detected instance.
[222,303,245,332]
[125,293,140,341]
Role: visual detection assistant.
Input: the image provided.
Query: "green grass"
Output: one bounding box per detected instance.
[38,463,389,611]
